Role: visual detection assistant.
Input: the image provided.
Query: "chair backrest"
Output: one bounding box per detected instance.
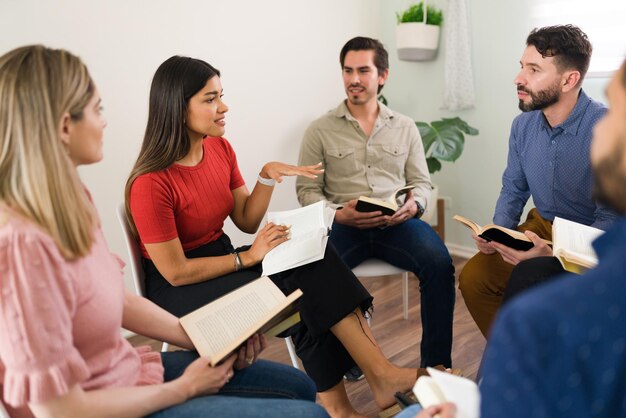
[115,203,146,297]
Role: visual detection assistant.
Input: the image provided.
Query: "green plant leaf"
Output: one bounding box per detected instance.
[426,157,442,173]
[429,121,465,161]
[416,122,436,153]
[397,2,443,26]
[440,117,479,135]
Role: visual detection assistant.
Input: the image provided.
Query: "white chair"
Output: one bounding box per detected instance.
[115,203,302,369]
[352,259,410,322]
[116,203,169,352]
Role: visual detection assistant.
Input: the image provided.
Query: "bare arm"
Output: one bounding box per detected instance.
[144,222,290,286]
[122,289,193,349]
[28,355,237,418]
[230,162,323,233]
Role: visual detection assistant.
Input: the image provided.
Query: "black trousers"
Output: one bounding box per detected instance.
[502,256,566,304]
[143,233,373,392]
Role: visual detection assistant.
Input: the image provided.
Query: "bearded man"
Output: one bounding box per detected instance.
[459,24,617,337]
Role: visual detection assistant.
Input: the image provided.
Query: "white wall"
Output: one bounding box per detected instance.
[380,0,611,252]
[0,0,381,290]
[0,0,613,284]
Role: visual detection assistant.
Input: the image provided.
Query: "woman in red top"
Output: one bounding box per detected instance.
[0,45,325,418]
[125,56,422,417]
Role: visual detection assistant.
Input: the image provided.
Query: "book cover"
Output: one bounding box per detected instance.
[453,214,551,251]
[179,276,303,366]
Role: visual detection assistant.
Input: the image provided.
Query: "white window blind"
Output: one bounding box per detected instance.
[530,0,626,77]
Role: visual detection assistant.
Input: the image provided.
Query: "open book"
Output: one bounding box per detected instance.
[552,217,603,273]
[414,367,480,418]
[453,214,552,251]
[179,276,302,366]
[355,185,414,216]
[262,201,335,276]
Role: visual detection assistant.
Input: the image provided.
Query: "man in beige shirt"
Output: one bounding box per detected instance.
[296,36,455,376]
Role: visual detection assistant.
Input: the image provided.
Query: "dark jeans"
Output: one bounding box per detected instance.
[330,219,455,367]
[502,256,567,304]
[146,351,328,418]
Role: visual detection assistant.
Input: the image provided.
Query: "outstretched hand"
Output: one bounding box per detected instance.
[491,230,553,265]
[260,162,323,183]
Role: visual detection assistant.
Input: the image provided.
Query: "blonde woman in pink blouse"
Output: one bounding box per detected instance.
[0,45,327,418]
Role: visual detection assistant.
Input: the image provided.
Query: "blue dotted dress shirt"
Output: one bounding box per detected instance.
[481,216,626,417]
[493,90,617,230]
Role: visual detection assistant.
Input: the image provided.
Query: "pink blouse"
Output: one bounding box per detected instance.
[0,213,163,417]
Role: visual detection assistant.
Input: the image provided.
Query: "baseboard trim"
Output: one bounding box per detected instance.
[446,243,477,259]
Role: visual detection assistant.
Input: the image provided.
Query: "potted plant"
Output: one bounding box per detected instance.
[395,1,443,61]
[417,117,478,221]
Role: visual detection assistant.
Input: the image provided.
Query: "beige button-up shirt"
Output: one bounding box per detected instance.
[296,101,432,211]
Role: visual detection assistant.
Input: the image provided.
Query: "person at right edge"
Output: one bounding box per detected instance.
[459,24,618,337]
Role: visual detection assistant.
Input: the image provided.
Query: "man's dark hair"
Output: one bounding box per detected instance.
[526,24,592,84]
[340,36,389,93]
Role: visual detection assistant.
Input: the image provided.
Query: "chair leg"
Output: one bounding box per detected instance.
[402,272,409,320]
[285,336,301,370]
[161,342,170,352]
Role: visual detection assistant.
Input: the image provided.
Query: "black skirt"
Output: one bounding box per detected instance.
[143,233,373,391]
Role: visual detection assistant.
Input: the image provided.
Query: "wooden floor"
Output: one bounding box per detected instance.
[129,256,485,417]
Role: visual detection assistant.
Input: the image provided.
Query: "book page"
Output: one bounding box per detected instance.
[262,201,334,275]
[180,277,285,359]
[453,214,481,235]
[424,367,480,418]
[553,217,603,267]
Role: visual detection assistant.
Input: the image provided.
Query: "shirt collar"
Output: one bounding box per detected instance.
[593,215,626,260]
[332,100,395,126]
[539,89,590,135]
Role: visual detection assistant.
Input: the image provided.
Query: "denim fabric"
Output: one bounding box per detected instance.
[330,218,455,367]
[394,404,423,418]
[146,352,329,418]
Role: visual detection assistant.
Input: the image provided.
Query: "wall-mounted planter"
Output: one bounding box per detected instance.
[396,22,440,61]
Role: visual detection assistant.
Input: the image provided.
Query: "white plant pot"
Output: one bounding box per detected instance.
[421,184,439,224]
[396,22,440,61]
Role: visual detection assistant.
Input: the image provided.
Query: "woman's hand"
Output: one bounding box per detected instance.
[416,402,457,418]
[242,222,290,265]
[260,162,323,183]
[175,354,237,399]
[234,334,267,370]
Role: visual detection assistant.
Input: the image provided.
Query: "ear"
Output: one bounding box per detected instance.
[562,70,581,93]
[58,112,72,146]
[378,68,389,86]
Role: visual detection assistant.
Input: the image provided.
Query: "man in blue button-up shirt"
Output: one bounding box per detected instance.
[459,25,618,337]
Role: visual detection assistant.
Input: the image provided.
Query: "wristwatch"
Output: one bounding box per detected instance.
[415,201,425,219]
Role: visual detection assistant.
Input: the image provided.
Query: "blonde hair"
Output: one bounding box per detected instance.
[0,45,97,259]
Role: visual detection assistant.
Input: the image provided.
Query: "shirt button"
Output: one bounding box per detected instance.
[551,140,555,144]
[367,165,371,168]
[371,184,374,187]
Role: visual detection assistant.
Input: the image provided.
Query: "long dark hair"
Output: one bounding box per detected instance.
[124,55,220,236]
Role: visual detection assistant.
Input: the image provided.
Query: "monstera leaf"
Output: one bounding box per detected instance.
[416,117,479,173]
